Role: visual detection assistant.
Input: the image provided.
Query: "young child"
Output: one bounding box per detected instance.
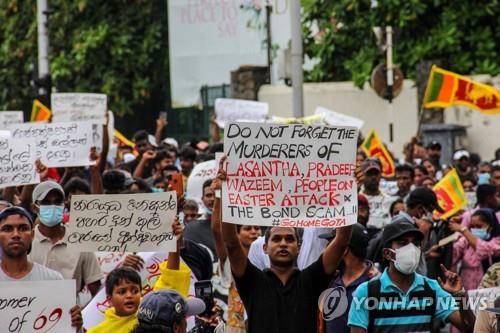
[87,267,141,333]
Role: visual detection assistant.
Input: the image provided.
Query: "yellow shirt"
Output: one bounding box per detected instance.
[154,261,191,297]
[86,307,137,333]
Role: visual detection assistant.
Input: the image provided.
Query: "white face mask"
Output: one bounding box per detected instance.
[390,243,421,275]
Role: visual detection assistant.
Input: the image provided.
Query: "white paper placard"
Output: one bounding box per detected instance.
[8,121,95,167]
[315,106,364,129]
[0,280,76,333]
[0,111,24,129]
[215,98,268,129]
[222,122,358,228]
[51,93,107,124]
[0,137,40,189]
[66,192,177,252]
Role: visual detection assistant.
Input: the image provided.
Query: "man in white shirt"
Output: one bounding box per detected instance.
[0,206,83,329]
[360,158,396,234]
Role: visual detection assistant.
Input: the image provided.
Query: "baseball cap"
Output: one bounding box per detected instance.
[32,181,65,203]
[382,220,424,246]
[426,140,441,150]
[406,187,444,213]
[137,290,205,329]
[362,158,381,173]
[162,137,179,149]
[453,149,470,160]
[318,223,369,249]
[0,206,34,225]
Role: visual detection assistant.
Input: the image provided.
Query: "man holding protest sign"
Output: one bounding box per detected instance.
[0,205,83,331]
[218,118,359,333]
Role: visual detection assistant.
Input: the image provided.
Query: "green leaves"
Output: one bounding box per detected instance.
[0,0,167,116]
[303,0,500,85]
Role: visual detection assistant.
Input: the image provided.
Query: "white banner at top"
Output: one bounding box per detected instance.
[168,0,291,107]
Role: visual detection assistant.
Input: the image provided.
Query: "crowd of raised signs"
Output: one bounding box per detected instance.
[0,110,500,333]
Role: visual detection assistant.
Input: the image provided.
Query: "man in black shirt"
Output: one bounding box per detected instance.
[222,221,352,333]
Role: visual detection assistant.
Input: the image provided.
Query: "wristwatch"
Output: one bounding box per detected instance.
[459,226,468,233]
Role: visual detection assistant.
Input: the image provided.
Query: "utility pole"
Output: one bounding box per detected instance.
[290,0,303,118]
[265,1,273,84]
[385,26,394,147]
[36,0,51,106]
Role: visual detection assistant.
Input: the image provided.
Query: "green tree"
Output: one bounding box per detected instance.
[302,0,500,87]
[0,0,169,120]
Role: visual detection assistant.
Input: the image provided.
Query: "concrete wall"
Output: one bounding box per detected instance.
[258,80,419,160]
[258,78,500,161]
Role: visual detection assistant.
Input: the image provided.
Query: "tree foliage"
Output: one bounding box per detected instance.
[302,0,500,87]
[0,0,168,116]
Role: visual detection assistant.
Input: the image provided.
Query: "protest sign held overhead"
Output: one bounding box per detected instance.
[8,121,95,168]
[51,93,107,124]
[66,192,177,253]
[0,111,23,129]
[186,159,217,201]
[214,98,268,129]
[315,106,365,129]
[0,137,39,189]
[222,122,358,228]
[0,280,75,333]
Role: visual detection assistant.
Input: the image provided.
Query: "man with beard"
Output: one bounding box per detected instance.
[426,140,442,170]
[360,158,396,235]
[222,222,352,333]
[0,206,83,330]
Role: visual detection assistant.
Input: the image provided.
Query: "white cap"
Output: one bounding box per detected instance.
[162,137,179,149]
[32,181,65,203]
[453,150,470,160]
[123,153,136,163]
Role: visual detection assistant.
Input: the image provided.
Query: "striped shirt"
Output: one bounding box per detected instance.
[348,269,458,332]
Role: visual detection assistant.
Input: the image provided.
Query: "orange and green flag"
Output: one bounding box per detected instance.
[30,99,52,122]
[423,65,500,115]
[432,169,467,220]
[361,129,395,177]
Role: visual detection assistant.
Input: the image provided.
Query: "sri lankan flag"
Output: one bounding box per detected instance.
[424,65,500,115]
[361,129,395,177]
[432,169,467,220]
[30,99,51,122]
[114,129,134,148]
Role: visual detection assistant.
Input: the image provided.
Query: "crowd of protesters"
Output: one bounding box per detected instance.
[0,115,499,333]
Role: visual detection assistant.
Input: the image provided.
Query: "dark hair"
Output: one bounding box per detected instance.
[153,177,166,186]
[162,165,180,173]
[264,227,301,245]
[461,177,477,186]
[133,130,149,143]
[472,208,500,238]
[414,165,429,176]
[469,153,481,167]
[182,199,199,211]
[179,147,196,161]
[102,170,126,192]
[477,184,497,205]
[389,198,404,216]
[492,165,500,173]
[209,143,224,154]
[202,179,213,196]
[130,323,171,333]
[105,267,141,296]
[395,164,415,178]
[63,177,91,197]
[132,178,152,193]
[153,150,170,164]
[349,244,367,260]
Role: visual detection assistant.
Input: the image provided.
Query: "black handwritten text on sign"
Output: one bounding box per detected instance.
[66,192,178,252]
[0,138,39,189]
[222,122,358,228]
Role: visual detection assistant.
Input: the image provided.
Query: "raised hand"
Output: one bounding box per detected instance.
[122,254,145,271]
[437,264,463,294]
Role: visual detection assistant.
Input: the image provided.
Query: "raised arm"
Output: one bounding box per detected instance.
[133,150,155,179]
[155,117,167,146]
[322,225,352,275]
[89,147,103,194]
[98,120,109,174]
[218,156,247,278]
[167,216,183,270]
[211,173,228,265]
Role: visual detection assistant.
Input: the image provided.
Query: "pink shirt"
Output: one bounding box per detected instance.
[452,236,500,290]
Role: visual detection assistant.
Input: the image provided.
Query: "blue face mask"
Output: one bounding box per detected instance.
[39,205,64,227]
[470,228,490,240]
